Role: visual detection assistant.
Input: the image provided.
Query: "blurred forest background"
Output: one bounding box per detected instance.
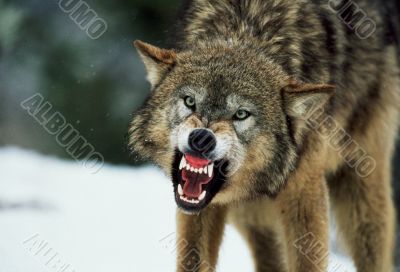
[0,0,181,164]
[0,0,399,255]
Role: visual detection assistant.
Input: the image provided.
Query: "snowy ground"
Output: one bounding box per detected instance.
[0,147,355,272]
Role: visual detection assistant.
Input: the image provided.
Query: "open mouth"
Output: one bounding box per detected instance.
[172,151,228,212]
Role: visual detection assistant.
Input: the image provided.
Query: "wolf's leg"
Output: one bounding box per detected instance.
[329,163,396,272]
[277,154,330,272]
[229,198,287,272]
[176,206,226,272]
[235,224,287,272]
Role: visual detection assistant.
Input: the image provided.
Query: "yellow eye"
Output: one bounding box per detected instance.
[184,96,196,108]
[234,109,250,120]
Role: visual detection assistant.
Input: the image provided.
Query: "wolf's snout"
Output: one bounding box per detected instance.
[188,129,216,155]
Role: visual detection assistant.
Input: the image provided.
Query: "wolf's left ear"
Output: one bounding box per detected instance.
[134,40,177,89]
[282,81,335,119]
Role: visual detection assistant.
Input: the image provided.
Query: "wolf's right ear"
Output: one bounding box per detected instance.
[282,81,335,144]
[282,81,335,119]
[134,40,176,89]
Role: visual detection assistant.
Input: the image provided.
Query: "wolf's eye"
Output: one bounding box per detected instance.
[184,96,196,109]
[234,109,250,120]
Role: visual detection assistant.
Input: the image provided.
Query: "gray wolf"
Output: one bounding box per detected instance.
[129,0,400,271]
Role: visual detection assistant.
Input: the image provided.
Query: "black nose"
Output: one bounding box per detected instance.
[188,129,217,155]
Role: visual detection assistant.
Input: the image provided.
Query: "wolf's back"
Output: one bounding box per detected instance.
[396,0,400,61]
[385,0,400,61]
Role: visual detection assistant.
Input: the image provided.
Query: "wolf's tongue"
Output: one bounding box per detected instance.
[182,169,212,198]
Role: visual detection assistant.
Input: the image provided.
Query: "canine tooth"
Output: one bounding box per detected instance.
[178,184,183,196]
[204,166,207,174]
[186,164,190,170]
[179,157,186,170]
[208,164,213,177]
[199,191,206,201]
[199,168,203,174]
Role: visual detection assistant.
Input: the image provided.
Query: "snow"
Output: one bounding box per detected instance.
[0,147,355,272]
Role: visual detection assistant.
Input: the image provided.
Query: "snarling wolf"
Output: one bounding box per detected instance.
[129,0,400,271]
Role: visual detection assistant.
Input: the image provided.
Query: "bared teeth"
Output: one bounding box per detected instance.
[178,190,206,204]
[179,195,200,204]
[199,190,206,201]
[178,184,183,196]
[180,156,214,176]
[207,164,214,177]
[179,156,187,170]
[178,156,214,205]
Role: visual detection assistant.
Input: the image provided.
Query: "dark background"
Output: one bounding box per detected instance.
[0,0,399,262]
[0,0,182,164]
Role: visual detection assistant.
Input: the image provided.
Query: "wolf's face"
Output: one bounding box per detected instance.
[130,41,334,213]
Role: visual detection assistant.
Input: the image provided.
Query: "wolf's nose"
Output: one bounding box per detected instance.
[188,129,216,155]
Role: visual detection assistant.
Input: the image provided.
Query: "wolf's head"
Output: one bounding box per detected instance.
[129,40,334,213]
